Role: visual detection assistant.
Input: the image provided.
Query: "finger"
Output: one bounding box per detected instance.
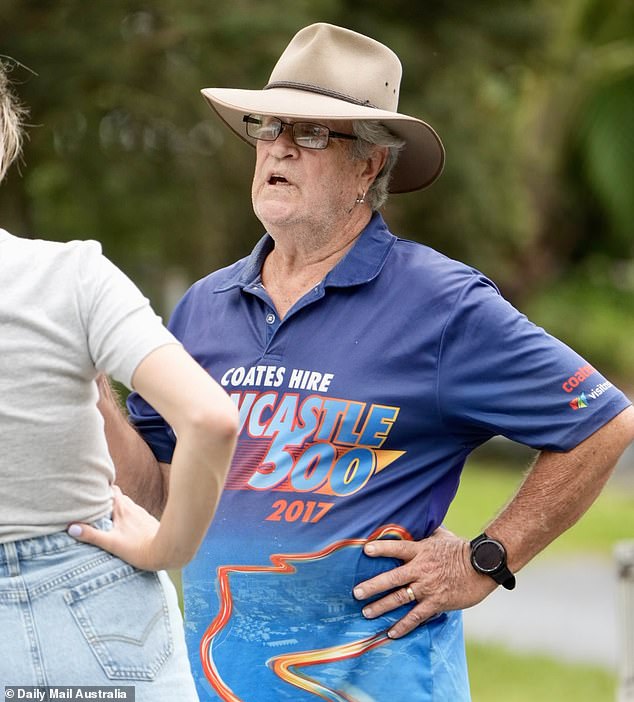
[360,584,419,619]
[67,522,112,550]
[353,562,411,601]
[386,602,438,639]
[363,539,419,562]
[354,540,421,600]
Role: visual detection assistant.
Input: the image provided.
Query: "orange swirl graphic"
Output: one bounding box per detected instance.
[200,524,412,701]
[267,631,389,701]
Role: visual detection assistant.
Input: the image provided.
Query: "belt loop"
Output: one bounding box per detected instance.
[2,541,21,576]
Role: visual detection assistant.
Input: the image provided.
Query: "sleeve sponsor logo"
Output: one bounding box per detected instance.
[562,364,616,410]
[569,393,588,410]
[569,381,613,410]
[562,364,596,393]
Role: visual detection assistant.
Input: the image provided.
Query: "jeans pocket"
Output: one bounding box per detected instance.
[65,562,174,681]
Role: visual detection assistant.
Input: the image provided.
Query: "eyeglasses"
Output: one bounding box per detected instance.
[243,114,357,150]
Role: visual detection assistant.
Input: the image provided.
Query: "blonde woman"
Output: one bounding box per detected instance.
[0,60,238,696]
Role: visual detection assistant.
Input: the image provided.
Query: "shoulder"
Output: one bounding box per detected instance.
[9,234,102,264]
[3,235,108,284]
[386,236,501,305]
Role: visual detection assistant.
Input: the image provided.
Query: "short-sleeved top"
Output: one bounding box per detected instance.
[128,212,630,701]
[0,230,177,542]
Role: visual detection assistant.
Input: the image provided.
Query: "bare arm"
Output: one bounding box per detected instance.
[354,405,634,638]
[73,344,239,570]
[96,374,169,517]
[486,406,634,572]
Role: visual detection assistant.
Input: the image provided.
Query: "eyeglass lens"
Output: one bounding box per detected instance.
[243,115,354,150]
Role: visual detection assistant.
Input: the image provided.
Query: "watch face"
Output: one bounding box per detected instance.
[474,540,504,572]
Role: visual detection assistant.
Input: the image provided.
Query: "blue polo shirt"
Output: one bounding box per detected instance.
[128,212,629,701]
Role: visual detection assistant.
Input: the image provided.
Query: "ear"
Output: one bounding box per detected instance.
[359,146,389,191]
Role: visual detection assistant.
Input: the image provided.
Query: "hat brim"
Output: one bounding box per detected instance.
[201,87,444,193]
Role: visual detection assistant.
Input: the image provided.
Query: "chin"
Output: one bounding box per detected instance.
[254,202,297,228]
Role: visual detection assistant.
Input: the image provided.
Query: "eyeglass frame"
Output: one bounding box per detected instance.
[243,114,357,150]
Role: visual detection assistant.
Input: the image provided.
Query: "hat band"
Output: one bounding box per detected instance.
[263,80,379,109]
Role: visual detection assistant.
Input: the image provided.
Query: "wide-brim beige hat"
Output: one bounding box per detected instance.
[201,23,444,193]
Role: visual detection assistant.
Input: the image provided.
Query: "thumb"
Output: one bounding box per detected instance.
[67,522,110,549]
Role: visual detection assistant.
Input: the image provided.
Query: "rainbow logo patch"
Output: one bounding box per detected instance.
[569,393,588,410]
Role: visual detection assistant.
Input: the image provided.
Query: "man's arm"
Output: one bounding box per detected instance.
[96,374,170,517]
[353,405,634,638]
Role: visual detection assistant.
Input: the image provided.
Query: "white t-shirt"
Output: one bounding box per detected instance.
[0,229,178,542]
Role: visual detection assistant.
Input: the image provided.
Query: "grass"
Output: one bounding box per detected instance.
[445,459,634,555]
[446,458,634,701]
[466,642,616,701]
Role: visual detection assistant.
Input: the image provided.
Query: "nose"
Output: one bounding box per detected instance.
[268,123,298,156]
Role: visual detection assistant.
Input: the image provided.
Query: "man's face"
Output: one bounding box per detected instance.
[251,117,364,234]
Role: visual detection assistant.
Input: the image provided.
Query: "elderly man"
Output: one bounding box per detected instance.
[102,23,633,701]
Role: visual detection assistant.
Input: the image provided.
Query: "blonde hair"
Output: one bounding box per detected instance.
[0,60,26,182]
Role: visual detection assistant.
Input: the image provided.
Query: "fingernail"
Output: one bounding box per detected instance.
[364,543,376,555]
[362,606,373,618]
[353,587,364,600]
[387,629,397,639]
[67,524,82,538]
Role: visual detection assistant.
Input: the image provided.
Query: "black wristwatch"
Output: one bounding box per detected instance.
[470,533,516,590]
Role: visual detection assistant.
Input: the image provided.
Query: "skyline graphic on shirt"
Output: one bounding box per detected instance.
[199,525,413,702]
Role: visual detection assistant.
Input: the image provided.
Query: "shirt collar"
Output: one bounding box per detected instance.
[217,211,396,292]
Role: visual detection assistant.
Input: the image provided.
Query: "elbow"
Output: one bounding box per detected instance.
[180,398,239,448]
[155,545,199,571]
[204,398,239,444]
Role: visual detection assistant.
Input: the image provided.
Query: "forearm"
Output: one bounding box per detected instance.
[79,353,238,572]
[96,374,168,517]
[125,344,238,570]
[487,405,634,573]
[352,406,634,639]
[150,420,237,568]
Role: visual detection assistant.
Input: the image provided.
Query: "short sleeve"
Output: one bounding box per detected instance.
[437,276,631,451]
[78,241,179,389]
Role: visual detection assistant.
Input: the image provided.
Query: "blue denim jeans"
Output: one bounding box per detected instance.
[0,519,198,700]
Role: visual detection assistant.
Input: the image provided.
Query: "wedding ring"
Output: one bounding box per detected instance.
[405,585,416,603]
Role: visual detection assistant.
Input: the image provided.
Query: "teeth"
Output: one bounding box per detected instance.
[269,175,287,184]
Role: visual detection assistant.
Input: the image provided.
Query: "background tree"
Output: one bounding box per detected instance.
[1,0,631,384]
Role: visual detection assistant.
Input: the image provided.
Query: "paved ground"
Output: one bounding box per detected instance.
[463,451,634,671]
[463,553,620,669]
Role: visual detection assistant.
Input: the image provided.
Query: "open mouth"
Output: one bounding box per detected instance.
[268,175,289,185]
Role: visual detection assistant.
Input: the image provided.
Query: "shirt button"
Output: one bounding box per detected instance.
[266,313,276,325]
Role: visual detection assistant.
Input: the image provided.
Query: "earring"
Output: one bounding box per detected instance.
[355,191,366,204]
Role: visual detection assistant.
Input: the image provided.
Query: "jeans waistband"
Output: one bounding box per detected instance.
[0,517,112,567]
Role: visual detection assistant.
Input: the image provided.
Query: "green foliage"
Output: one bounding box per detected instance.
[1,1,632,380]
[574,76,634,252]
[525,262,634,389]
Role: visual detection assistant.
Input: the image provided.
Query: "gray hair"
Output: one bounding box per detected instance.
[351,120,405,210]
[0,60,26,182]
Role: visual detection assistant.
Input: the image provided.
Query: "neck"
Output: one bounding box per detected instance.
[261,207,372,318]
